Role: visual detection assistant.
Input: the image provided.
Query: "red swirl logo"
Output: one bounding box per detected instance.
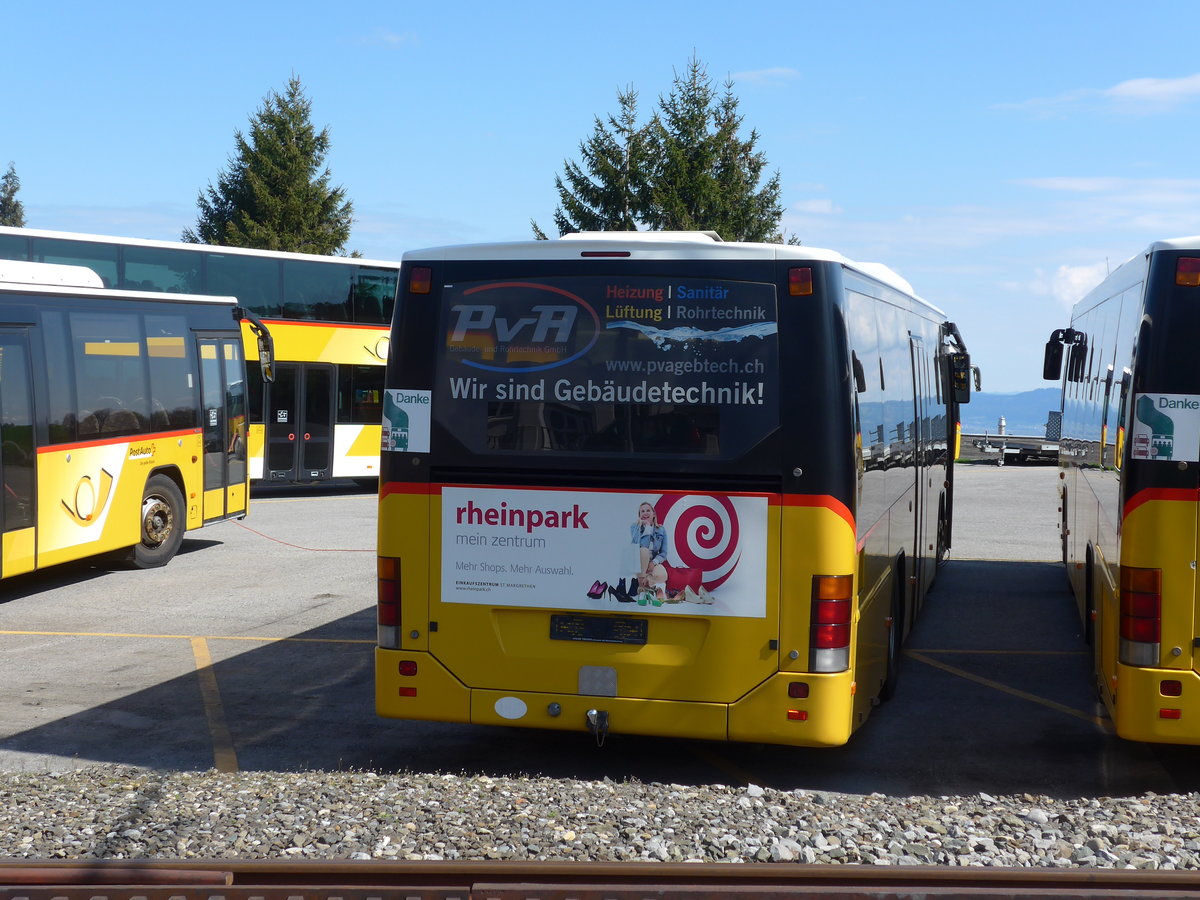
[654,494,741,590]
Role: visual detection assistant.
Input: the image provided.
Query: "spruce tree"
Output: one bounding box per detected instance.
[183,77,353,254]
[540,87,648,237]
[537,58,788,243]
[643,57,783,241]
[0,162,26,228]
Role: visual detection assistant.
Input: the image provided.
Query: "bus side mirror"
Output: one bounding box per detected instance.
[972,366,982,392]
[234,307,276,384]
[1043,339,1064,380]
[950,352,972,404]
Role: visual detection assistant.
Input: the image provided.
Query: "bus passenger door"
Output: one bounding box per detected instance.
[0,331,36,577]
[198,336,249,520]
[266,363,335,482]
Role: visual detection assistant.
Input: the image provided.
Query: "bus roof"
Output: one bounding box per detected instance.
[402,231,929,305]
[0,267,238,306]
[1073,234,1200,313]
[0,225,402,270]
[0,259,106,288]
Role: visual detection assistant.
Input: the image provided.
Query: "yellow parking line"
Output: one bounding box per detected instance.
[0,629,372,644]
[906,650,1112,731]
[190,637,239,773]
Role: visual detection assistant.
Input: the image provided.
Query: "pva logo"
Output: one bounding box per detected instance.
[447,281,599,373]
[61,468,115,526]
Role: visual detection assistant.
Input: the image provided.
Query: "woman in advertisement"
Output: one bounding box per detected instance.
[630,500,669,602]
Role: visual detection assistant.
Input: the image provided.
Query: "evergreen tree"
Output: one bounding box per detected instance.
[0,162,26,228]
[537,87,648,238]
[643,57,783,241]
[183,77,353,254]
[536,58,788,243]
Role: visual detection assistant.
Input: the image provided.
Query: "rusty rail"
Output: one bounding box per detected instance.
[1,861,1200,899]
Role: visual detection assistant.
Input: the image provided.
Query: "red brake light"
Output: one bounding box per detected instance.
[789,267,813,296]
[1161,680,1183,697]
[1120,565,1161,644]
[409,266,432,294]
[398,660,418,676]
[1177,257,1200,287]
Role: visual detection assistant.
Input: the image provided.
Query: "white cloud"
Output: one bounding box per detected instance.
[790,198,840,214]
[359,29,417,47]
[1003,73,1200,115]
[730,67,800,87]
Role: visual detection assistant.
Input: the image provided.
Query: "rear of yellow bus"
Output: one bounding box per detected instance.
[1107,247,1200,743]
[376,238,866,747]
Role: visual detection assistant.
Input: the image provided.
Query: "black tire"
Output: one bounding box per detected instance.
[880,563,905,702]
[131,474,185,569]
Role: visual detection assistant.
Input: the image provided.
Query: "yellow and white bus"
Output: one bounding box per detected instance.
[1045,235,1200,744]
[0,259,273,577]
[0,227,399,484]
[376,232,974,747]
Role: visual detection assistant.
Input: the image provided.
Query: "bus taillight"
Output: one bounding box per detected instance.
[788,267,814,296]
[1176,257,1200,287]
[409,266,432,295]
[1119,565,1161,666]
[378,556,402,649]
[810,575,852,672]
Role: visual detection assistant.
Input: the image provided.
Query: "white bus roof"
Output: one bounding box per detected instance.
[0,225,402,269]
[0,259,106,288]
[0,260,237,306]
[403,231,933,308]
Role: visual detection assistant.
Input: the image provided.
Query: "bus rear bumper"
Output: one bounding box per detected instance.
[1115,663,1200,744]
[377,649,856,747]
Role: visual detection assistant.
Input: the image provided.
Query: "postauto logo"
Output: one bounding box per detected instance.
[447,281,599,373]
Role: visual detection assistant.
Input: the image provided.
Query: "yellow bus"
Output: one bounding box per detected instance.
[376,232,975,747]
[0,259,273,576]
[1045,235,1200,744]
[0,226,399,484]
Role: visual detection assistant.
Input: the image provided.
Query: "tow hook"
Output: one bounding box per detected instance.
[585,708,609,747]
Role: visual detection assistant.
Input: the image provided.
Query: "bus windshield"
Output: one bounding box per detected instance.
[434,275,779,460]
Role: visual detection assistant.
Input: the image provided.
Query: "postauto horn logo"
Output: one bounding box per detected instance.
[447,281,599,373]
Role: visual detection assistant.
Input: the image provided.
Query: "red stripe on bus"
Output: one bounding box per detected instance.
[37,429,201,454]
[1124,487,1200,518]
[380,481,438,498]
[782,494,855,531]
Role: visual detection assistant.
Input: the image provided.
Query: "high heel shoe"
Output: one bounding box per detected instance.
[587,580,607,599]
[609,580,635,603]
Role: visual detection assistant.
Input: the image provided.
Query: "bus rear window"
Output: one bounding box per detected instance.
[433,276,779,460]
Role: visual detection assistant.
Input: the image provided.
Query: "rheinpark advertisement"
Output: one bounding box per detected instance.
[441,486,768,618]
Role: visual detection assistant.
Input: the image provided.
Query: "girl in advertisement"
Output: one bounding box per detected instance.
[630,500,669,602]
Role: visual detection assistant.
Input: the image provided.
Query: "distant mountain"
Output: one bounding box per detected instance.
[959,388,1061,436]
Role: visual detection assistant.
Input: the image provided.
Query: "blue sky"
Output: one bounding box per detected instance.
[8,0,1200,393]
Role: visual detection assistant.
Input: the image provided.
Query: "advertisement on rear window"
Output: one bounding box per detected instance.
[441,486,768,618]
[434,276,779,457]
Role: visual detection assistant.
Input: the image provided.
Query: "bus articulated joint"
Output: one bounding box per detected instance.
[585,708,610,747]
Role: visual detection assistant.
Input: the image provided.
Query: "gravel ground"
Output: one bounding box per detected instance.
[2,766,1199,868]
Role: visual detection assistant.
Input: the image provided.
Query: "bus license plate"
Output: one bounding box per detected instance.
[550,614,648,645]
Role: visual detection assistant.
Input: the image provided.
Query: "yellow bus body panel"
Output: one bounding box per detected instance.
[2,528,35,578]
[35,433,203,569]
[377,485,878,747]
[1102,496,1200,741]
[1115,663,1200,744]
[729,671,856,747]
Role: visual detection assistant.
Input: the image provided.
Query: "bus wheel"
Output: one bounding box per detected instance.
[132,474,185,569]
[880,564,905,701]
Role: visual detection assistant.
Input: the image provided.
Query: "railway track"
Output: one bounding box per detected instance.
[1,861,1199,899]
